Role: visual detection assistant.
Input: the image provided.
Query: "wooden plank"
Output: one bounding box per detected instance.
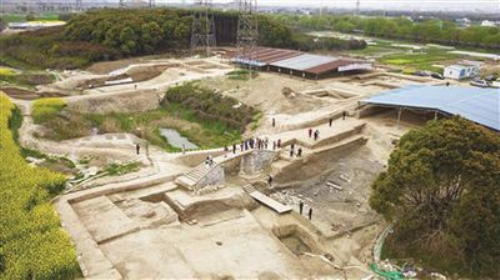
[249,191,292,214]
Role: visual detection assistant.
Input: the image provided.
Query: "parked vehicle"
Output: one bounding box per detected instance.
[484,75,498,82]
[431,73,445,80]
[470,79,490,88]
[414,70,431,77]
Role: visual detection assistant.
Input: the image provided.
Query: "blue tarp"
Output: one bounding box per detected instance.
[360,85,500,131]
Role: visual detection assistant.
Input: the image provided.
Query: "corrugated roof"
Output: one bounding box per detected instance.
[231,47,371,75]
[270,54,338,71]
[305,59,355,74]
[360,85,500,131]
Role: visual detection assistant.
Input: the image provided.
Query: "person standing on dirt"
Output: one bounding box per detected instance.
[308,208,313,220]
[134,84,137,90]
[272,117,276,127]
[233,143,237,154]
[267,174,273,187]
[314,130,319,141]
[299,201,304,214]
[277,139,282,149]
[297,147,302,157]
[342,111,347,120]
[291,143,295,151]
[290,148,294,158]
[308,128,313,138]
[136,144,140,155]
[329,117,333,127]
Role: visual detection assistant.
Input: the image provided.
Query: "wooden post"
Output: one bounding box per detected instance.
[397,107,403,128]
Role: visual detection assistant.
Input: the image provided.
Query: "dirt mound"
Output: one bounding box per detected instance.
[77,74,130,89]
[85,57,147,74]
[126,64,174,82]
[0,86,68,100]
[67,89,163,114]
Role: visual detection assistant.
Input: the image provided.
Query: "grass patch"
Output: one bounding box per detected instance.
[226,69,259,81]
[0,67,16,76]
[37,107,245,152]
[163,103,242,148]
[0,72,56,88]
[103,162,141,176]
[32,97,66,123]
[1,13,61,23]
[8,105,23,143]
[379,49,462,73]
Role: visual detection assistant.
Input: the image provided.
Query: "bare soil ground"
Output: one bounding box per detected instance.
[0,86,68,100]
[12,54,446,279]
[198,72,327,115]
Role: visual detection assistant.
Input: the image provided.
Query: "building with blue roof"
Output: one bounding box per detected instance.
[359,85,499,131]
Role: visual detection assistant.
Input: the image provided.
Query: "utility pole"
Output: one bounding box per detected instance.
[190,0,216,56]
[149,0,155,8]
[236,0,258,75]
[355,0,360,16]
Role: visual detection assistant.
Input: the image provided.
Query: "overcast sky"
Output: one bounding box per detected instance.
[165,0,500,13]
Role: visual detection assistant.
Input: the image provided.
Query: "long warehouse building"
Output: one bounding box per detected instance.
[359,85,500,132]
[231,47,372,79]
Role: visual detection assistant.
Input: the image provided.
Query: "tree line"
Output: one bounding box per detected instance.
[0,8,367,70]
[271,14,500,49]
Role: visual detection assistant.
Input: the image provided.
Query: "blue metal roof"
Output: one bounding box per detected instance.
[360,85,500,131]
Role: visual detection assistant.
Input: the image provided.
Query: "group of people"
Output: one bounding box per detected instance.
[289,143,302,158]
[226,137,272,155]
[308,128,320,141]
[308,111,349,142]
[205,155,215,168]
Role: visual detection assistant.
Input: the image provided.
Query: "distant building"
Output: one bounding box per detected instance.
[230,47,372,80]
[481,20,497,27]
[456,18,471,28]
[444,63,480,80]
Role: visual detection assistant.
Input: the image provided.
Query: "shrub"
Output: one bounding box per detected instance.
[32,97,66,123]
[161,83,257,132]
[0,92,80,279]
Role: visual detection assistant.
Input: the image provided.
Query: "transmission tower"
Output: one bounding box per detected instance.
[149,0,155,8]
[355,0,360,16]
[190,0,216,56]
[76,0,82,11]
[236,0,258,69]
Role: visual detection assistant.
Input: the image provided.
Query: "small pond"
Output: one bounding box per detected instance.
[159,128,198,150]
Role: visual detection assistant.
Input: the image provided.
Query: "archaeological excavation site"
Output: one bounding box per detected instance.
[2,4,500,280]
[23,54,444,279]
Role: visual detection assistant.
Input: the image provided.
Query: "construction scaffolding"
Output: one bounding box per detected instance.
[236,0,258,72]
[190,0,216,56]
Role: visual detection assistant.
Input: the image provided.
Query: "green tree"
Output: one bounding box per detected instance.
[119,26,137,54]
[26,12,35,22]
[370,116,500,277]
[0,17,6,32]
[141,21,163,54]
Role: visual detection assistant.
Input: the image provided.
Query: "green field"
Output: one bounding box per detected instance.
[1,13,61,22]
